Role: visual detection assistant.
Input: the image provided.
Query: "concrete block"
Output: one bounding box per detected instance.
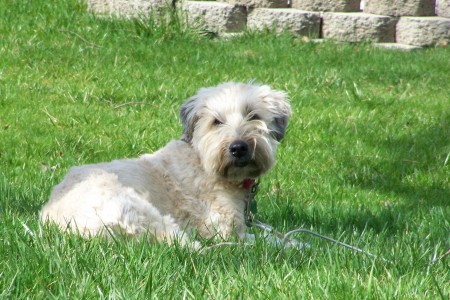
[322,13,397,42]
[291,0,360,12]
[87,0,166,17]
[363,0,435,16]
[221,0,289,8]
[436,0,450,18]
[182,1,247,33]
[396,17,450,46]
[247,9,321,36]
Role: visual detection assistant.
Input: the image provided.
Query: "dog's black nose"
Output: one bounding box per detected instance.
[229,141,249,158]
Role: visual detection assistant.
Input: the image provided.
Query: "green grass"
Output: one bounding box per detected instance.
[1,0,449,298]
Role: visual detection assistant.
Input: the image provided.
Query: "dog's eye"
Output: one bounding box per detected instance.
[249,114,260,121]
[213,118,223,126]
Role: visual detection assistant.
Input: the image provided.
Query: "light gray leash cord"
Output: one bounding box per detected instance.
[252,219,392,263]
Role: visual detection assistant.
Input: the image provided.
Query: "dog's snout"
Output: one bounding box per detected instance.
[229,141,249,158]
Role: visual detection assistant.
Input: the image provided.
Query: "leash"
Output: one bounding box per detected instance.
[251,219,391,263]
[244,179,259,227]
[244,181,391,263]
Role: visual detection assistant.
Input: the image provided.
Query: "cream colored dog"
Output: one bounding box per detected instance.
[40,82,291,247]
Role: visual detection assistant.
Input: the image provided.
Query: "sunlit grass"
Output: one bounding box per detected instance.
[0,0,449,298]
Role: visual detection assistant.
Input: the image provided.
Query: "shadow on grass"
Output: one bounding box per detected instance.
[344,111,449,209]
[342,111,447,234]
[274,112,449,235]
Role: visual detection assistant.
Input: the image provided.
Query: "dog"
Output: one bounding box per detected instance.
[40,82,291,247]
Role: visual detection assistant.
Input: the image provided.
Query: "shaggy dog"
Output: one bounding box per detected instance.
[40,82,291,247]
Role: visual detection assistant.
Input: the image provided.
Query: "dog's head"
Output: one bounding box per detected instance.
[180,82,291,181]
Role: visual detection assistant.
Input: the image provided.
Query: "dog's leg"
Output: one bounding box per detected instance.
[112,197,200,249]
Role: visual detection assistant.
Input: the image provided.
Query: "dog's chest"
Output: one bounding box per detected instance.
[149,140,248,236]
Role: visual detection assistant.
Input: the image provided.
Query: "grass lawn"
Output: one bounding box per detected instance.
[1,0,449,298]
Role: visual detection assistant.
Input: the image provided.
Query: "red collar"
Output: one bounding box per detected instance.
[242,178,256,190]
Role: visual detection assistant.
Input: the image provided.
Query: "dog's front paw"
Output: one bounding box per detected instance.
[175,237,201,250]
[190,241,202,250]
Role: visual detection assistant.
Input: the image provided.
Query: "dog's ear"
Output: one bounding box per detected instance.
[179,96,199,143]
[264,87,291,141]
[273,113,290,141]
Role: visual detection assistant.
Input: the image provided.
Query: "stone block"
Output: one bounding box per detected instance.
[373,42,422,50]
[87,0,166,17]
[291,0,360,12]
[396,17,450,46]
[322,13,397,42]
[182,1,247,33]
[363,0,435,16]
[247,9,321,36]
[436,0,450,18]
[221,0,289,8]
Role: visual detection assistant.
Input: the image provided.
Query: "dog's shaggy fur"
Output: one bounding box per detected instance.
[40,82,291,246]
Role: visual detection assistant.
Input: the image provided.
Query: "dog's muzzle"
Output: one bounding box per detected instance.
[229,140,251,167]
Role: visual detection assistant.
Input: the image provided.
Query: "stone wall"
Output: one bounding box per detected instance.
[87,0,450,49]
